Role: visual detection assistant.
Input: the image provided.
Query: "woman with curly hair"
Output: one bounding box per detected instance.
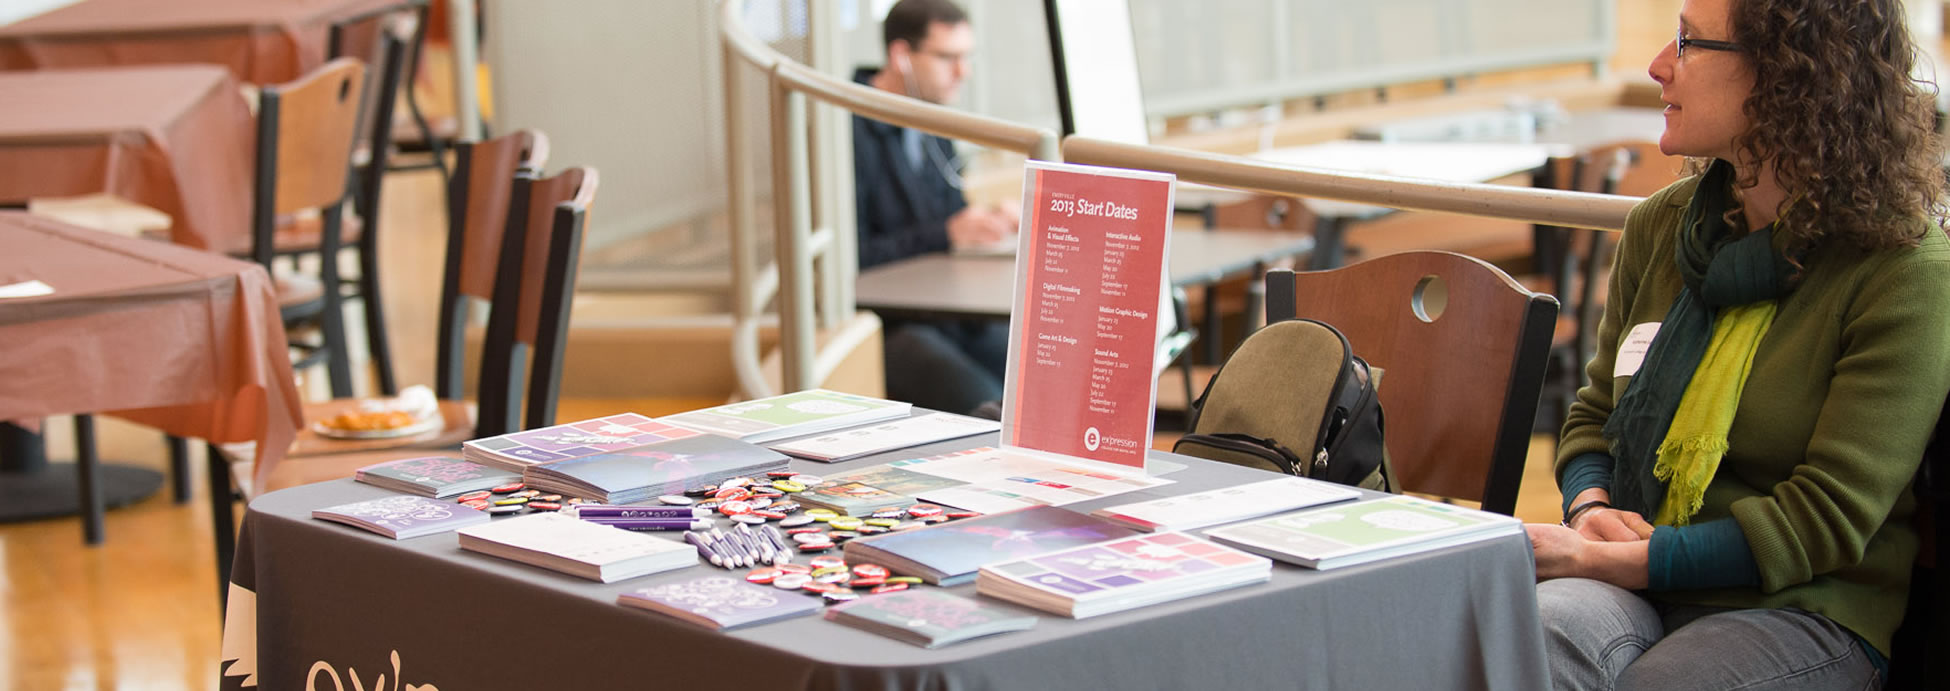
[1528,0,1950,688]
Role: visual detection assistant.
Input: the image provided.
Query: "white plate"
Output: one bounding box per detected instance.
[310,412,444,440]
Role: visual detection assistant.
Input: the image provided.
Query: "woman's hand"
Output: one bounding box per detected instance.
[1526,523,1651,589]
[1571,507,1656,542]
[1527,523,1588,581]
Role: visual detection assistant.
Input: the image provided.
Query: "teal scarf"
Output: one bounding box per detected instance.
[1602,160,1799,518]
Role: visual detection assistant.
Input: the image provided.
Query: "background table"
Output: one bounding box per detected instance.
[1177,140,1552,270]
[0,213,302,522]
[0,64,255,253]
[224,432,1549,691]
[0,0,397,85]
[855,229,1314,321]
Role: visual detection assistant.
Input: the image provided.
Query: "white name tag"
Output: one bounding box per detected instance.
[1614,322,1661,378]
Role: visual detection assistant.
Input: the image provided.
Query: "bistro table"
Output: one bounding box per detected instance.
[222,431,1549,691]
[855,228,1313,321]
[0,212,302,540]
[0,64,255,254]
[0,0,398,85]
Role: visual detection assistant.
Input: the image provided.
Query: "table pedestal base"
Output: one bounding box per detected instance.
[0,464,163,524]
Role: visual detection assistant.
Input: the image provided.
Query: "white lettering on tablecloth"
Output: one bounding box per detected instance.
[306,650,440,691]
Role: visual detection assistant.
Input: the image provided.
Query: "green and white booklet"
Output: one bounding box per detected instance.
[1203,494,1521,570]
[659,389,911,444]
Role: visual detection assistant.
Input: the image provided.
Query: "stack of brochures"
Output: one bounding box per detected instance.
[1088,476,1359,532]
[659,389,910,444]
[353,456,518,499]
[311,495,490,539]
[976,532,1272,618]
[825,589,1038,648]
[618,576,823,630]
[456,513,697,582]
[521,434,789,503]
[841,505,1140,585]
[1203,495,1523,570]
[461,413,702,473]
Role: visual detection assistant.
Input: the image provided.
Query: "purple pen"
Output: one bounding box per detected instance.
[574,505,711,519]
[738,524,776,564]
[711,528,754,568]
[682,531,723,567]
[699,531,739,569]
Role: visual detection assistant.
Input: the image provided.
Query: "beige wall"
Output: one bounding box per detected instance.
[1613,0,1681,78]
[478,0,1832,257]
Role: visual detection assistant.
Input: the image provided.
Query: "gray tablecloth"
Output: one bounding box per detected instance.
[222,436,1549,691]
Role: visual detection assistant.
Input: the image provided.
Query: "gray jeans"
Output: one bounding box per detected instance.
[1536,578,1882,691]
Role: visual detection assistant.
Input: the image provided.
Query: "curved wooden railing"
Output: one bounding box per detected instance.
[718,0,1636,398]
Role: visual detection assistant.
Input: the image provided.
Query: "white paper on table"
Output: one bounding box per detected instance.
[896,447,1172,510]
[768,412,999,462]
[0,280,54,298]
[1091,476,1360,532]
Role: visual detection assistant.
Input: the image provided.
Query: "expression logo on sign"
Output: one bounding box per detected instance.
[1083,427,1101,451]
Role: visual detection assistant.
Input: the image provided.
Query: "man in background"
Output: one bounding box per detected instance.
[854,0,1016,415]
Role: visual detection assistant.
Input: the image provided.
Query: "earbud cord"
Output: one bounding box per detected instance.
[896,52,966,190]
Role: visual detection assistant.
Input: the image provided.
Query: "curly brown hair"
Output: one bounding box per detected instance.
[1718,0,1946,250]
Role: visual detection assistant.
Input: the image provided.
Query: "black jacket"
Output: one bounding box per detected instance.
[852,67,967,269]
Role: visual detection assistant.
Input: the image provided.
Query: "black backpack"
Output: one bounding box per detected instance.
[1173,318,1392,491]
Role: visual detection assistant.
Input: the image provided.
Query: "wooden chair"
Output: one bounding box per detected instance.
[208,132,597,598]
[325,1,425,396]
[255,130,549,461]
[253,57,369,398]
[1265,251,1559,514]
[247,158,598,492]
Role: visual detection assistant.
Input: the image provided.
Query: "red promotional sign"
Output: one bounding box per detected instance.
[1001,161,1175,471]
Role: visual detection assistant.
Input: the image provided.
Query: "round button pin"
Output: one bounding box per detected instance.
[657,495,695,506]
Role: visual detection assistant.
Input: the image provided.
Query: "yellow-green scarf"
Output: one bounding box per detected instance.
[1652,301,1777,525]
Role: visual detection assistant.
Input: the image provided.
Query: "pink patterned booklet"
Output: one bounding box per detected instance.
[825,589,1038,648]
[975,532,1270,618]
[311,495,490,539]
[619,576,823,630]
[354,456,518,498]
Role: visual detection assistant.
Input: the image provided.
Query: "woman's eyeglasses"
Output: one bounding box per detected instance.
[1676,27,1742,59]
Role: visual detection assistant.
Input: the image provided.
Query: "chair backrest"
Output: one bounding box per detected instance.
[1265,251,1558,514]
[475,166,599,437]
[252,57,366,267]
[434,130,550,402]
[328,1,426,155]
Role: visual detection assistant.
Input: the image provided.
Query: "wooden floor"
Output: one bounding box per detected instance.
[2,170,1573,691]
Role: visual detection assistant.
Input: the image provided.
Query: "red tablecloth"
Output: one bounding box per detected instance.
[0,0,399,85]
[0,64,256,254]
[0,212,302,488]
